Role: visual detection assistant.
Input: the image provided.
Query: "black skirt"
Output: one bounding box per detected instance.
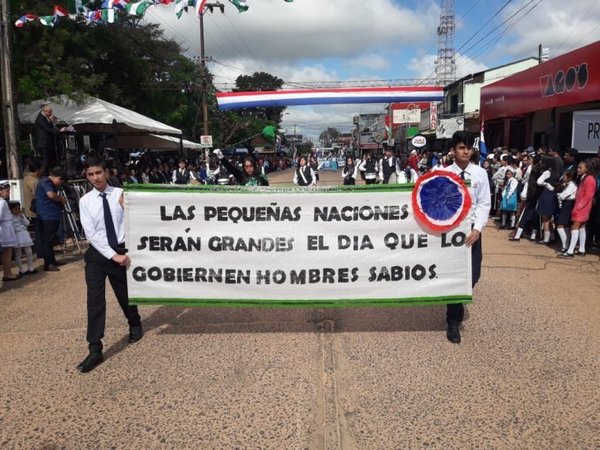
[536,189,557,216]
[556,199,575,226]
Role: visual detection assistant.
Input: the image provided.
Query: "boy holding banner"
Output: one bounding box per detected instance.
[442,131,491,344]
[77,157,143,373]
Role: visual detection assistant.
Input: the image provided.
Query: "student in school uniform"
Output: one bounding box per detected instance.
[342,156,358,185]
[293,155,317,186]
[554,171,577,254]
[76,157,143,373]
[441,131,491,344]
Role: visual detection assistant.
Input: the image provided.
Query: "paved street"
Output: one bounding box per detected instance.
[1,169,599,449]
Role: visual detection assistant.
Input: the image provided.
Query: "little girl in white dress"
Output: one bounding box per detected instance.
[9,201,37,275]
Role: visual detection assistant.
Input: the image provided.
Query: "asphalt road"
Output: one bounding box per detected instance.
[1,169,599,449]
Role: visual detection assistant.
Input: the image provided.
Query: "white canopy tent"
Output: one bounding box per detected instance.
[97,134,203,151]
[18,95,182,136]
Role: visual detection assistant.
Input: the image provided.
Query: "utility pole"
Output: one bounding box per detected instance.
[198,2,224,138]
[199,12,209,137]
[0,0,20,180]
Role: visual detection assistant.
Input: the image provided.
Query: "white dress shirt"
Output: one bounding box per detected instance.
[442,162,492,232]
[79,185,125,260]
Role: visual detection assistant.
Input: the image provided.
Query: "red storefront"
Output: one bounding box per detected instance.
[480,40,600,153]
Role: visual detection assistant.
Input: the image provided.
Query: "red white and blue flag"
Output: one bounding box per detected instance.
[216,86,445,111]
[15,14,38,27]
[476,120,487,164]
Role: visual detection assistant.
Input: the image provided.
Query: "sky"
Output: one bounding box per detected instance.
[144,0,600,142]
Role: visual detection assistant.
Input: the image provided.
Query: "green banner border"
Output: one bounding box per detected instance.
[124,183,417,194]
[126,181,472,308]
[129,295,472,308]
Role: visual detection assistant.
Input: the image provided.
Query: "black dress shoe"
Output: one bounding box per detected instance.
[44,265,60,272]
[77,352,104,373]
[129,325,144,344]
[446,322,461,344]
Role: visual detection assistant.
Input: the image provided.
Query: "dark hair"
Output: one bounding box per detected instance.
[565,148,578,158]
[84,157,107,170]
[242,156,258,175]
[49,167,68,181]
[451,130,476,149]
[8,201,20,210]
[27,160,43,173]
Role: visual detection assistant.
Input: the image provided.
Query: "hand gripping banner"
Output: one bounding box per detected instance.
[125,180,472,307]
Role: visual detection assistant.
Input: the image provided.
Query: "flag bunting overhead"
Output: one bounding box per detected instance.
[13,0,294,27]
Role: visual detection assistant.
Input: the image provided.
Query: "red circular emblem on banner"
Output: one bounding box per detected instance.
[411,170,472,233]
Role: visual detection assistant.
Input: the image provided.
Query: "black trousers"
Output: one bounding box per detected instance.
[39,220,60,267]
[447,234,482,323]
[85,246,141,353]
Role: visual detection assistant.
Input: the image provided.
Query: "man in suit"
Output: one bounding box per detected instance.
[442,131,491,344]
[77,157,143,373]
[34,104,58,173]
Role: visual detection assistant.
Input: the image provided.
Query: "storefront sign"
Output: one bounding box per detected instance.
[481,41,600,121]
[436,117,464,139]
[572,110,600,153]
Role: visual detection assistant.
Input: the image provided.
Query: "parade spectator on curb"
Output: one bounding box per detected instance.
[589,158,600,249]
[342,156,358,185]
[213,149,269,186]
[441,131,491,344]
[554,171,577,253]
[0,181,19,282]
[536,156,561,244]
[77,157,143,373]
[510,154,543,242]
[9,202,36,275]
[559,160,597,257]
[491,154,510,215]
[408,149,419,172]
[172,159,196,185]
[359,153,379,185]
[128,168,140,184]
[23,160,42,220]
[563,148,578,178]
[35,167,67,272]
[293,155,317,186]
[500,168,518,229]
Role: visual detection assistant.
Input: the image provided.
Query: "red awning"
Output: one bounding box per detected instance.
[480,41,600,121]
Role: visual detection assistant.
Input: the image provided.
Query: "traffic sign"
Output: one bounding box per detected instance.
[200,135,213,148]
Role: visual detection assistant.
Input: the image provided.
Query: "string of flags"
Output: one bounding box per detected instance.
[14,0,294,27]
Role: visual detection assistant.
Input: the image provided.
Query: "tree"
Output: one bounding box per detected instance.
[319,128,340,146]
[234,72,285,122]
[9,3,202,138]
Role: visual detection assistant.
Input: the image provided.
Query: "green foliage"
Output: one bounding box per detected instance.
[5,1,287,148]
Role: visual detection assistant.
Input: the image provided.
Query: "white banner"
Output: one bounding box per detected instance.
[436,117,465,139]
[572,110,600,153]
[393,108,421,124]
[125,185,472,307]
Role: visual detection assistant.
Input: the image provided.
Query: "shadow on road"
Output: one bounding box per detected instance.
[136,305,452,335]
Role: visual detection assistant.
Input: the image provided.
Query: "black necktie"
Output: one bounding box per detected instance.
[460,170,466,180]
[101,192,119,250]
